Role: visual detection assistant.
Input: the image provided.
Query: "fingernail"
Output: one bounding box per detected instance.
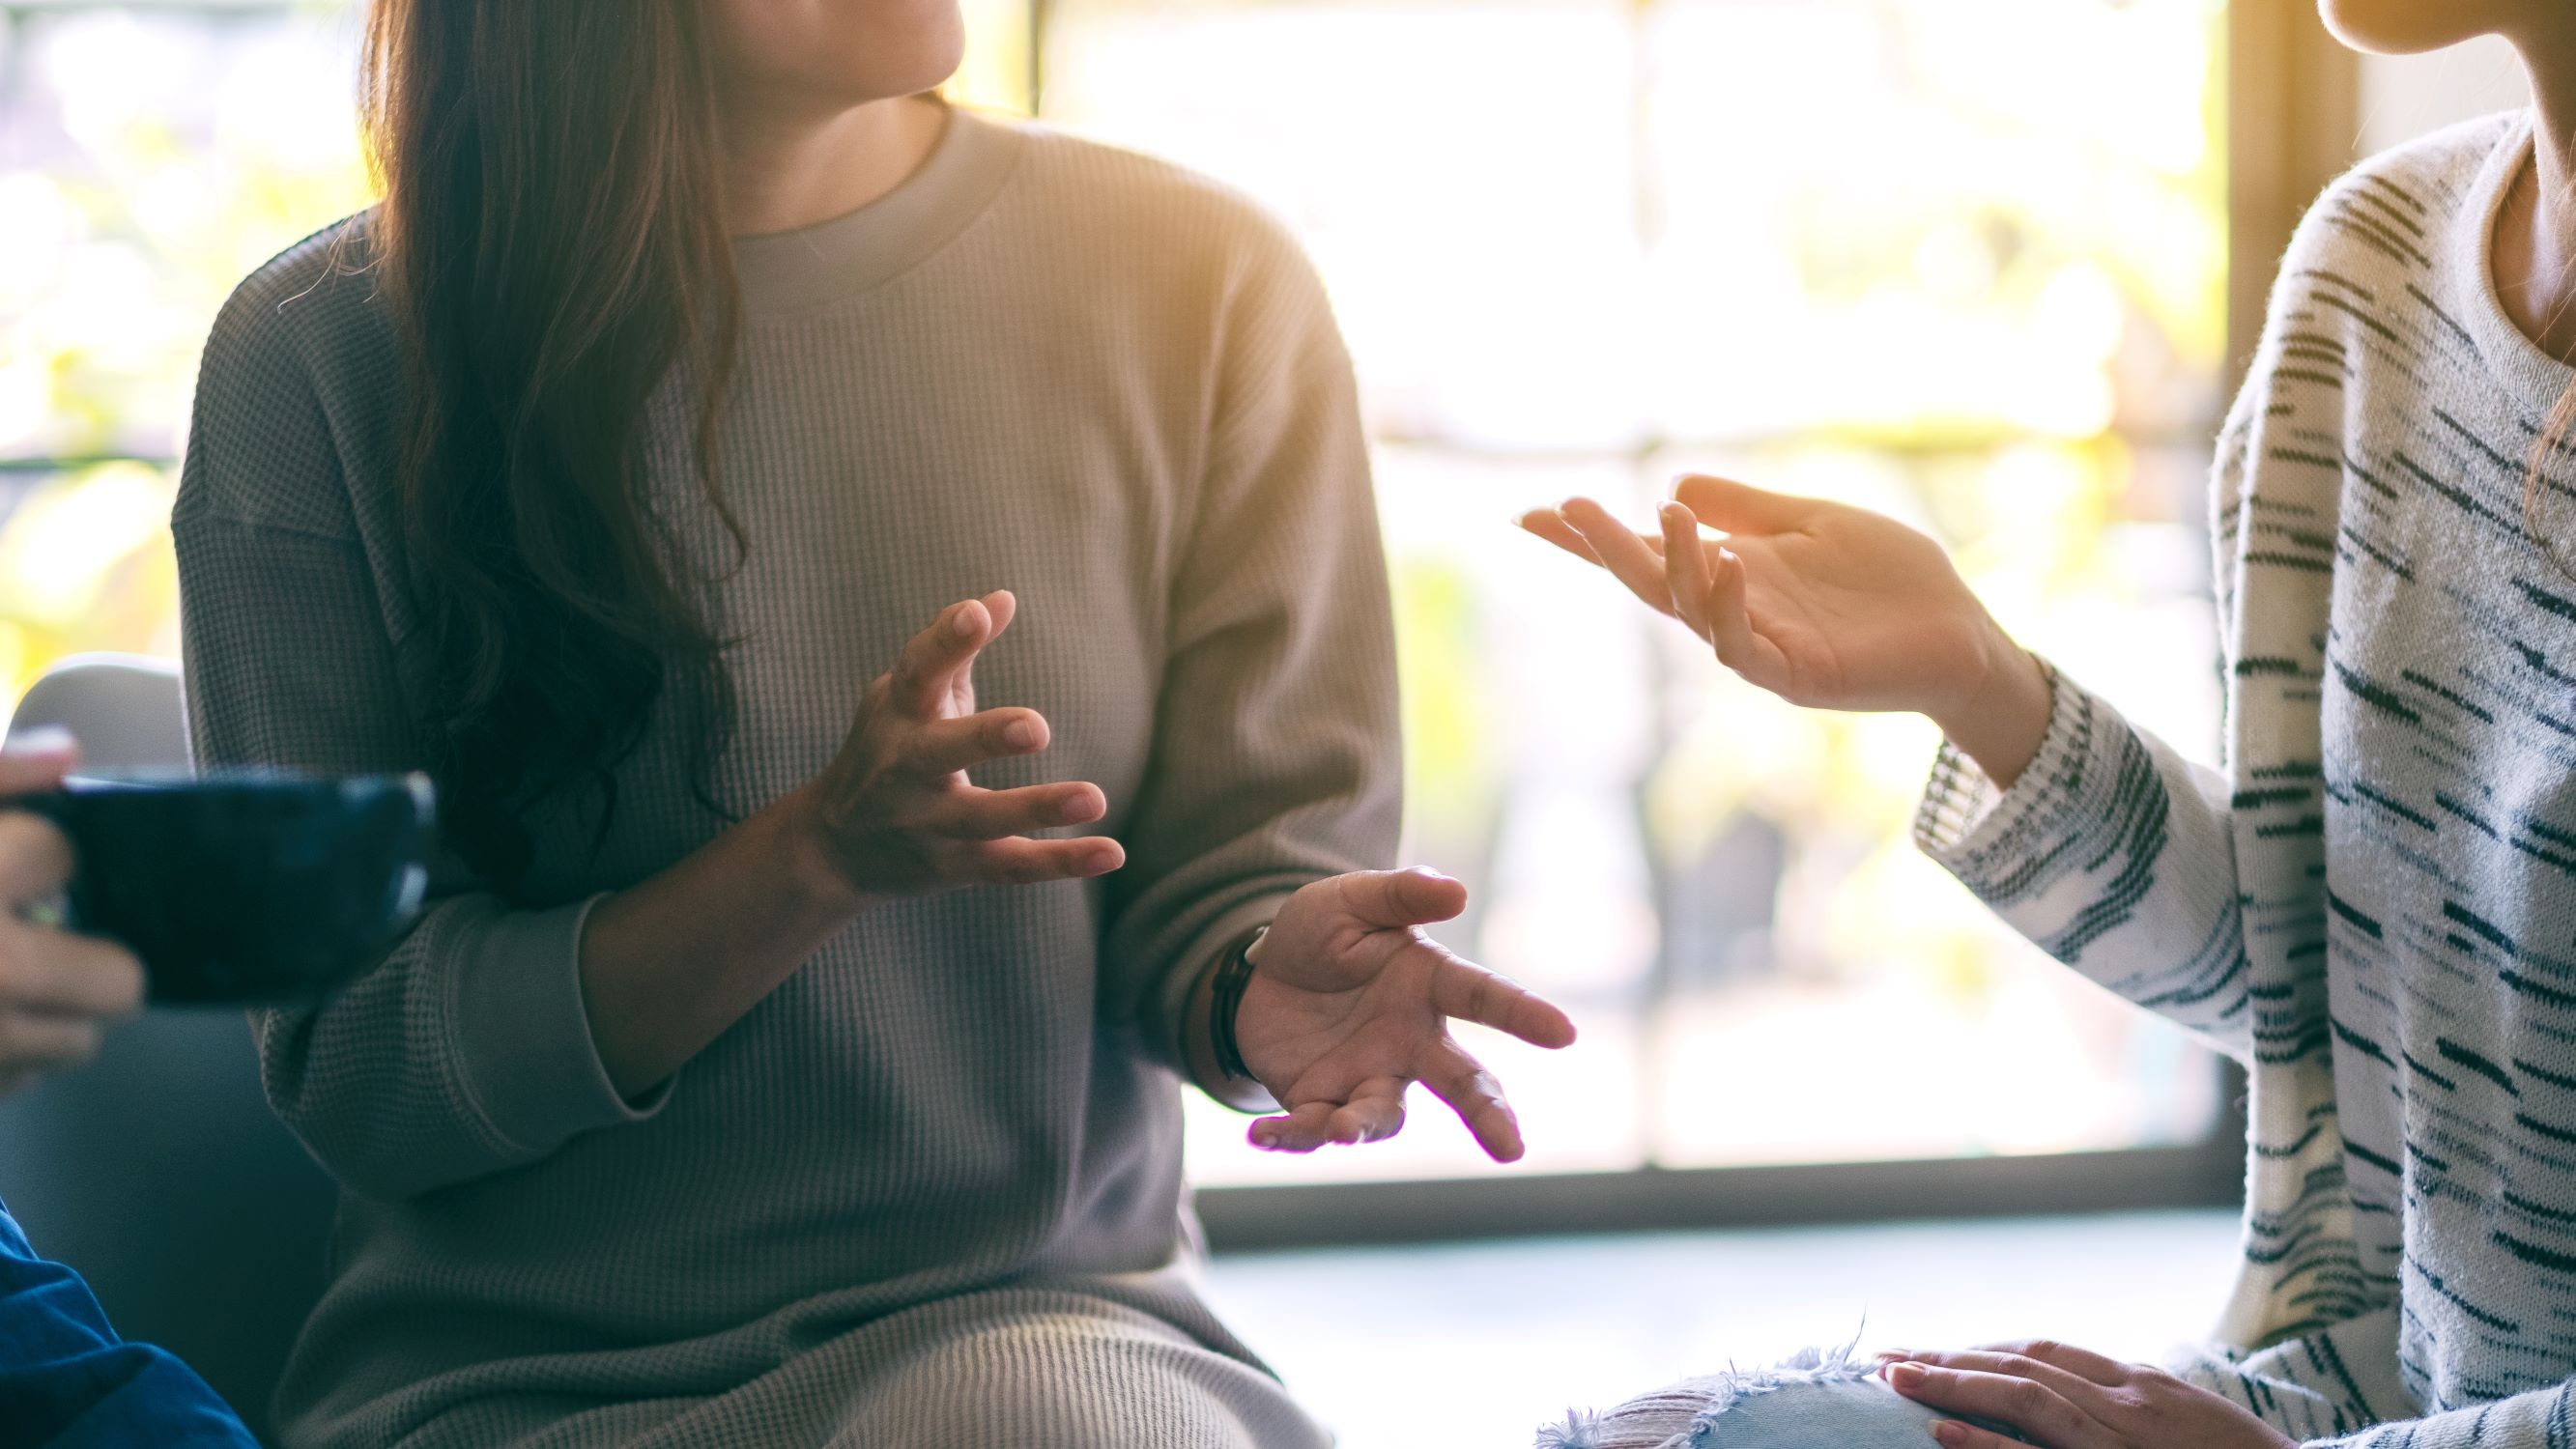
[1055,794,1094,823]
[1930,1422,1966,1447]
[1004,718,1041,749]
[9,726,74,755]
[952,608,980,638]
[1886,1362,1927,1389]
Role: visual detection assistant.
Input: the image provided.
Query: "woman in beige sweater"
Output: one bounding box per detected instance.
[175,2,1573,1445]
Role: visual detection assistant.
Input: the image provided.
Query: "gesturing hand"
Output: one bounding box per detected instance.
[1881,1342,2297,1449]
[1519,475,2055,787]
[798,590,1125,901]
[1233,868,1577,1162]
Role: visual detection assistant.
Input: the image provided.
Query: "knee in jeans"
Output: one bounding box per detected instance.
[1540,1343,1998,1449]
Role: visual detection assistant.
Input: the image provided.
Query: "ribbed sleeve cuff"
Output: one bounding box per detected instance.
[1912,657,2101,883]
[449,894,671,1158]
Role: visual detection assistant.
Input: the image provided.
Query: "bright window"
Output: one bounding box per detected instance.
[0,2,369,687]
[0,0,2228,1191]
[1038,0,2234,1185]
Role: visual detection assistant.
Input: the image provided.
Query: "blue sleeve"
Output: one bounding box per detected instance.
[0,1200,258,1449]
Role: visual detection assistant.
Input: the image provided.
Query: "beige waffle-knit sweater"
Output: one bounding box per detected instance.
[175,105,1394,1449]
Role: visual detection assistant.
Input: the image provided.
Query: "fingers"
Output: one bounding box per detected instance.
[1964,1340,2134,1388]
[930,782,1106,840]
[979,589,1017,639]
[1887,1350,2119,1407]
[1882,1361,2113,1449]
[0,923,144,1017]
[890,594,1012,718]
[1673,474,1817,535]
[1703,548,1790,693]
[1248,1100,1338,1153]
[1658,501,1716,640]
[0,1009,107,1076]
[0,734,76,799]
[1516,508,1604,565]
[969,835,1125,886]
[1427,951,1577,1049]
[1251,1080,1408,1152]
[900,708,1052,778]
[1915,1421,2021,1449]
[0,811,74,905]
[1332,867,1470,930]
[1420,1038,1526,1163]
[1560,498,1681,621]
[1328,1089,1408,1146]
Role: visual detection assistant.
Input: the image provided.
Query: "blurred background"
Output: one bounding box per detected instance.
[0,0,2532,1443]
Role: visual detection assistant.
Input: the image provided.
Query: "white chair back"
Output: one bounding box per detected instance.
[8,652,193,771]
[0,653,335,1440]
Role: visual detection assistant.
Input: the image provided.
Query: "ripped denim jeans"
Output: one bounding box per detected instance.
[1537,1342,2027,1449]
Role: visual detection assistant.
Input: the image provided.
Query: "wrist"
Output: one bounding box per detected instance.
[1182,931,1276,1113]
[1929,622,2053,790]
[768,784,880,923]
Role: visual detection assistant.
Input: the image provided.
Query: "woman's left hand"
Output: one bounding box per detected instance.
[1882,1342,2298,1449]
[1232,868,1577,1161]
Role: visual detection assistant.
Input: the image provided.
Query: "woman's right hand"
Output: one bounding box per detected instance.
[583,590,1123,1097]
[1519,474,2055,787]
[0,737,144,1097]
[790,589,1125,903]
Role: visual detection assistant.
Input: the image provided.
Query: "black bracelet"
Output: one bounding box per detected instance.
[1209,928,1263,1082]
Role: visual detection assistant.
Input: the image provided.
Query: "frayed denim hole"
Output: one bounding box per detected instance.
[1535,1408,1604,1448]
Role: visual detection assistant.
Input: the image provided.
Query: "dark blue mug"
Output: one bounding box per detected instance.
[16,770,434,1005]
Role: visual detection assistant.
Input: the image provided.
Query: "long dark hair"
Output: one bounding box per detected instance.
[358,0,744,883]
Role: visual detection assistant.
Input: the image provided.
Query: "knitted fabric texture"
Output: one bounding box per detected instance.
[1916,111,2576,1446]
[175,105,1393,1449]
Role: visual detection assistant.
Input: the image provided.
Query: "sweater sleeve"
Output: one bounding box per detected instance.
[2167,1308,2410,1442]
[174,268,663,1202]
[1094,213,1402,1068]
[2177,1307,2576,1447]
[2308,1386,2576,1448]
[1910,409,2278,1064]
[1912,666,2254,1060]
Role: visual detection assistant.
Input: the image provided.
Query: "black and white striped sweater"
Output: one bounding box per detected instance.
[1917,112,2576,1447]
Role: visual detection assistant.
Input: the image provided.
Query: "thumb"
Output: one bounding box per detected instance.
[1333,867,1470,929]
[1674,474,1817,536]
[0,730,78,798]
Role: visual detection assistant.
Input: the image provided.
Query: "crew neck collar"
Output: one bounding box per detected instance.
[731,103,1024,318]
[2447,109,2576,424]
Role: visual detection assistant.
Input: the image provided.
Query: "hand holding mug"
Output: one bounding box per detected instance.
[0,737,144,1096]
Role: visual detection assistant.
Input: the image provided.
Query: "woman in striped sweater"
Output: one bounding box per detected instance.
[1526,2,2576,1446]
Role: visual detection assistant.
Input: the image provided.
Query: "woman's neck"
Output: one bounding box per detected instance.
[2497,35,2576,360]
[721,92,949,238]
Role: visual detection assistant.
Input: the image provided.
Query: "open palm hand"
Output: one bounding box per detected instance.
[1234,869,1577,1162]
[1521,474,2009,723]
